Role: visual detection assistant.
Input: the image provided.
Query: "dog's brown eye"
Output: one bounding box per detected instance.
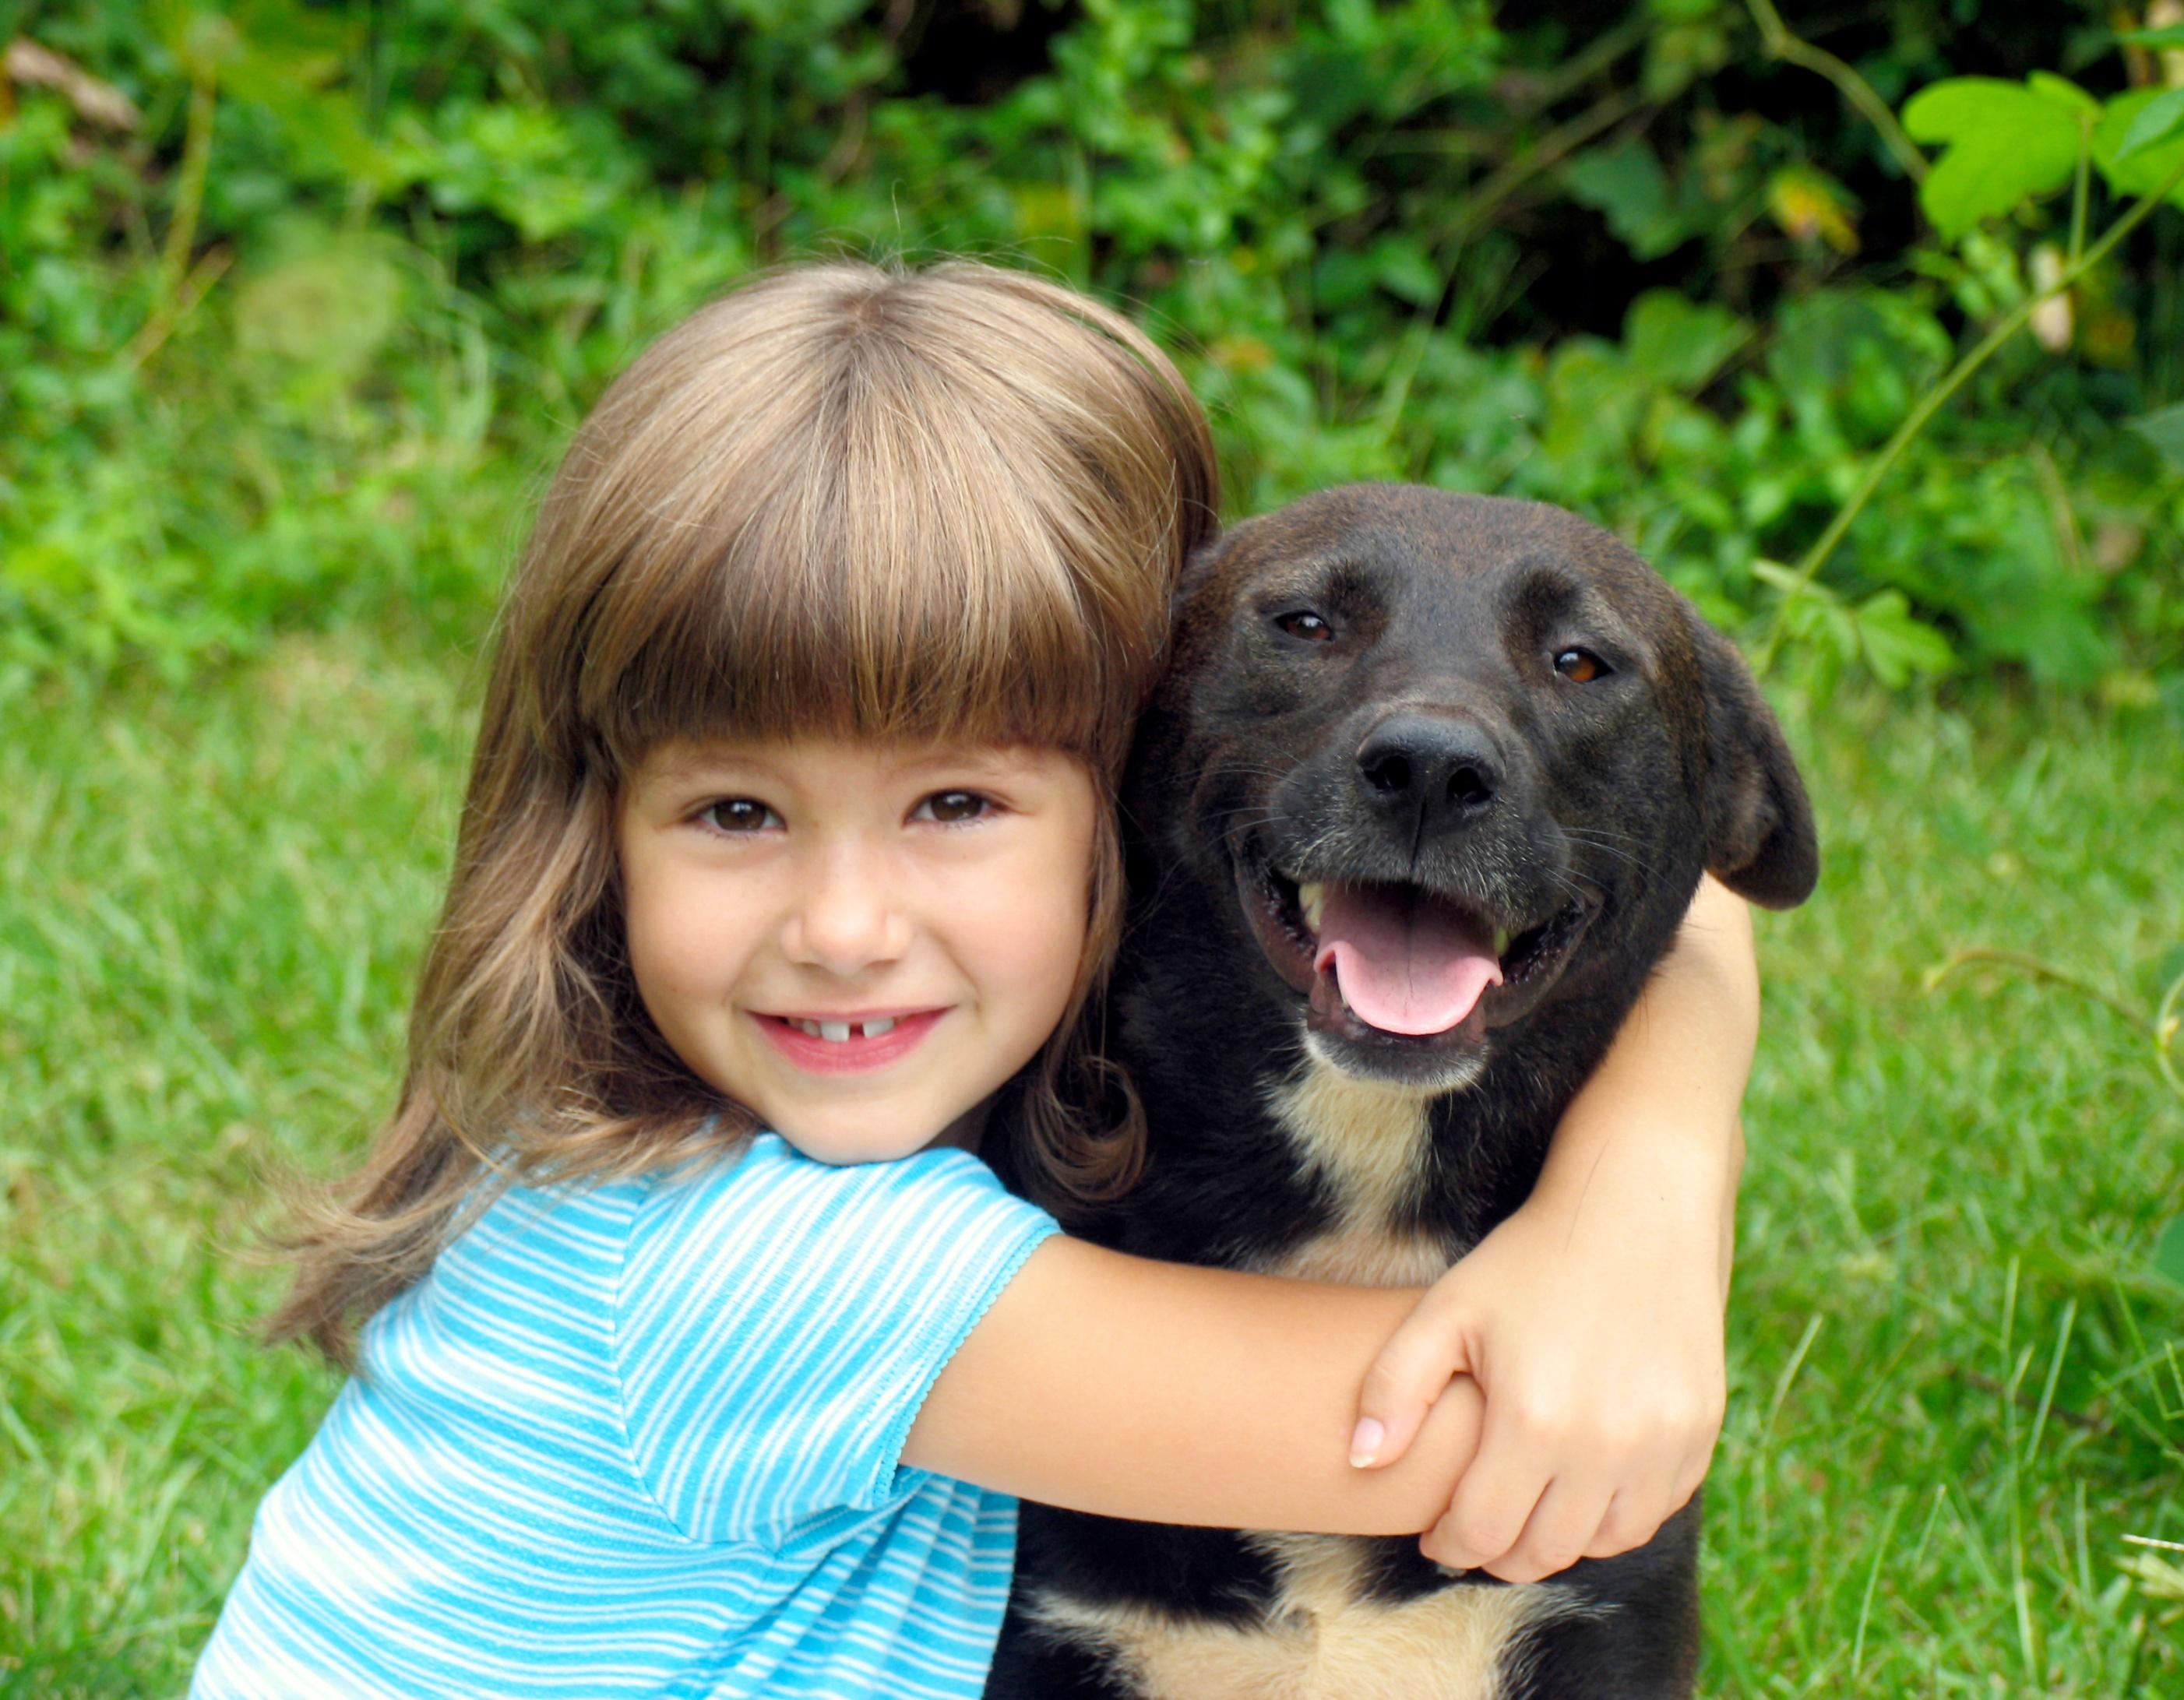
[1275,611,1333,642]
[1554,647,1608,682]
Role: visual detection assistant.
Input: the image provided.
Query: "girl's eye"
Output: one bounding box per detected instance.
[1274,610,1333,642]
[1553,647,1610,683]
[699,798,780,833]
[914,790,992,825]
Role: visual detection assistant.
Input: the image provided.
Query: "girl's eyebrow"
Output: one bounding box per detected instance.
[641,749,774,787]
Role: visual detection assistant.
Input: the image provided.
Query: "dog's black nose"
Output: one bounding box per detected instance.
[1355,714,1502,832]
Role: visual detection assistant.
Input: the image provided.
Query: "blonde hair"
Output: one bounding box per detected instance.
[269,259,1220,1365]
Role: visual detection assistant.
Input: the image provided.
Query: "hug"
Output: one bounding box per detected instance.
[192,258,1814,1699]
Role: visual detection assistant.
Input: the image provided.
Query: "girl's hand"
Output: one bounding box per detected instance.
[1349,874,1756,1581]
[1347,1127,1738,1583]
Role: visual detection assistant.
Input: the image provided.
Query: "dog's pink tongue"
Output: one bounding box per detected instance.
[1313,883,1503,1036]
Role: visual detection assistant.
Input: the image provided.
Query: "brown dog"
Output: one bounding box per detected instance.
[988,485,1817,1699]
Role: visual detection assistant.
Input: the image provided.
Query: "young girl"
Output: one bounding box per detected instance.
[191,259,1759,1697]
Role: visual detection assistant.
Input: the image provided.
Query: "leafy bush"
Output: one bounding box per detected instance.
[5,0,2183,702]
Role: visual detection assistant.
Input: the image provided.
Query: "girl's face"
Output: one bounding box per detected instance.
[617,737,1100,1164]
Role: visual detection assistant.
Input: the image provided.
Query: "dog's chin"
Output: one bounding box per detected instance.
[1301,1001,1494,1093]
[1231,842,1597,1093]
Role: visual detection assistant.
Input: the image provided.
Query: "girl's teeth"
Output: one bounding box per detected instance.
[791,1016,902,1041]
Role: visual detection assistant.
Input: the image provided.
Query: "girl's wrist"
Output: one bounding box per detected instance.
[1520,1121,1740,1235]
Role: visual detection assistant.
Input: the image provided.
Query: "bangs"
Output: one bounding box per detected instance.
[563,283,1181,778]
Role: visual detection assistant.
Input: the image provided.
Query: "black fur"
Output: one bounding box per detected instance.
[987,486,1817,1698]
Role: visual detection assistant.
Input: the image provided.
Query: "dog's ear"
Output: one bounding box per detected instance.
[1174,523,1237,618]
[1689,614,1819,910]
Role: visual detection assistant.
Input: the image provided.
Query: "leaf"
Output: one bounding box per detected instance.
[1371,236,1443,308]
[1563,140,1693,261]
[2094,89,2184,204]
[2120,24,2184,46]
[2126,403,2184,474]
[2115,86,2184,164]
[1622,290,1749,392]
[2026,72,2100,116]
[1855,590,1955,688]
[1901,78,2086,240]
[2154,1216,2184,1289]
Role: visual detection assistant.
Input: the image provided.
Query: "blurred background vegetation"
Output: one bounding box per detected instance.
[5,0,2184,704]
[5,2,2184,1694]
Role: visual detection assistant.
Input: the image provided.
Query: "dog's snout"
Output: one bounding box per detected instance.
[1354,714,1502,832]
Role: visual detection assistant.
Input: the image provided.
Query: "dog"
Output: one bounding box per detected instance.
[985,485,1818,1700]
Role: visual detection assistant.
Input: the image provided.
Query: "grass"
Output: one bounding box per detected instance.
[1,627,2179,1696]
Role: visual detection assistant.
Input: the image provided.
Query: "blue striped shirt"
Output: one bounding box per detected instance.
[191,1132,1061,1698]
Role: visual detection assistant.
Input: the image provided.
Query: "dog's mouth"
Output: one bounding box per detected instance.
[1234,849,1597,1061]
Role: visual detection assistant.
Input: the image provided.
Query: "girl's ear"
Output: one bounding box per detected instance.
[1689,614,1820,911]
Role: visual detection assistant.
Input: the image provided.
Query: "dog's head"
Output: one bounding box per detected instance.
[1127,484,1817,1093]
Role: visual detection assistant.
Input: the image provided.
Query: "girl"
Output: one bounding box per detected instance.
[192,259,1758,1697]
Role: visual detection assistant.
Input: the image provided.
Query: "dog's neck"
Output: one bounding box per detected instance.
[1103,846,1700,1275]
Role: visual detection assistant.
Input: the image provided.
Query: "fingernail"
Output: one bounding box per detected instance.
[1349,1417,1384,1467]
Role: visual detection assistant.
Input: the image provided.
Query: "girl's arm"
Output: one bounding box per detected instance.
[902,871,1753,1543]
[1349,871,1756,1580]
[902,1236,1482,1535]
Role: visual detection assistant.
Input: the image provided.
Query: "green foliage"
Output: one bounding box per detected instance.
[1903,76,2097,242]
[5,0,2184,702]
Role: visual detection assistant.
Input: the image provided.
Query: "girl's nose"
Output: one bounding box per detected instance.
[780,850,914,975]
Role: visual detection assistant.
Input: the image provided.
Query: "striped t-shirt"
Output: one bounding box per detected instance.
[190,1132,1062,1698]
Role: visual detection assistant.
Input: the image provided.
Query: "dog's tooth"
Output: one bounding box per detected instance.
[1492,925,1511,958]
[861,1017,896,1039]
[1299,882,1326,933]
[819,1019,851,1043]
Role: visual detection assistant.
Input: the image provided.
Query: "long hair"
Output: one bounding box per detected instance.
[268,259,1220,1366]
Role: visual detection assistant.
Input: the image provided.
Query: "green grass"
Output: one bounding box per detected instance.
[2,629,2179,1696]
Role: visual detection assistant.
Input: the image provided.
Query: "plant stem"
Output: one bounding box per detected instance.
[1439,84,1648,248]
[1743,0,1929,183]
[128,69,217,373]
[1922,947,2150,1031]
[2157,968,2184,1102]
[1754,146,2184,674]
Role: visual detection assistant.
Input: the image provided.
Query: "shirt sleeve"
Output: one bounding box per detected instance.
[614,1132,1062,1550]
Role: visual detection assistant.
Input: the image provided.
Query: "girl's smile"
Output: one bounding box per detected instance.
[616,737,1098,1163]
[752,1007,949,1074]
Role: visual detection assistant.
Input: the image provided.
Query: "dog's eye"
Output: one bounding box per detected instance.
[1274,611,1334,642]
[1553,647,1609,682]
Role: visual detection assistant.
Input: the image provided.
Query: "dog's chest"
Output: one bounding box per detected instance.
[1245,1063,1459,1285]
[1023,1534,1583,1700]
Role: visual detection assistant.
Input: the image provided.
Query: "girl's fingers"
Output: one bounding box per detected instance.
[1667,1433,1717,1517]
[1477,1469,1619,1585]
[1584,1425,1717,1561]
[1581,1486,1671,1560]
[1414,1403,1550,1572]
[1351,1291,1472,1469]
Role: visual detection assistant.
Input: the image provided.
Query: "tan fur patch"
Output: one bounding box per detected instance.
[1024,1539,1586,1700]
[1254,1059,1453,1286]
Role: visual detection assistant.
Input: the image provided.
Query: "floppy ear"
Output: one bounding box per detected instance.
[1174,520,1238,617]
[1689,614,1819,910]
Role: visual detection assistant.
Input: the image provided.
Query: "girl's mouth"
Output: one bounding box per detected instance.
[752,1008,949,1075]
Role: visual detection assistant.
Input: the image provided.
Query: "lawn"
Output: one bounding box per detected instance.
[2,626,2179,1696]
